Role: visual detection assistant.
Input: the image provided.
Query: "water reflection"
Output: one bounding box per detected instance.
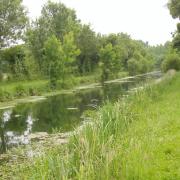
[0,110,34,153]
[0,72,161,153]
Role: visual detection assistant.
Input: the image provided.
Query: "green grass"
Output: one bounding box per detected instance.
[1,73,180,179]
[0,80,48,101]
[0,75,96,103]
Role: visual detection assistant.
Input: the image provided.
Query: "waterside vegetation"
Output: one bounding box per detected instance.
[0,0,180,179]
[0,0,179,103]
[1,71,180,179]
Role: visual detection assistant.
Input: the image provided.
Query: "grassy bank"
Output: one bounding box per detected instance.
[0,72,128,107]
[0,75,98,108]
[1,73,180,179]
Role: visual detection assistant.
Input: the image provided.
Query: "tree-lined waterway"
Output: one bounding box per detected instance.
[0,72,161,153]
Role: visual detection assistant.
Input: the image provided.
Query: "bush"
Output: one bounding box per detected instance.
[15,85,28,97]
[0,72,3,81]
[28,87,39,96]
[1,45,26,76]
[0,89,12,102]
[162,52,180,72]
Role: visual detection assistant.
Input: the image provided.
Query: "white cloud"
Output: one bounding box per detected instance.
[23,0,178,45]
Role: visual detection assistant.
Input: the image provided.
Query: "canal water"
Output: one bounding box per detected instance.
[0,72,161,152]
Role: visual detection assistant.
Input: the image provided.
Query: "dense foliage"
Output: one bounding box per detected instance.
[44,34,80,88]
[148,42,171,69]
[0,0,162,89]
[0,0,28,49]
[168,0,180,51]
[162,50,180,72]
[159,0,180,72]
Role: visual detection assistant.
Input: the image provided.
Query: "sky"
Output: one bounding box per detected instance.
[23,0,178,45]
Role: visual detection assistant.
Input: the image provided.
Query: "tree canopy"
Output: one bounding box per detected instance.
[0,0,28,49]
[0,0,157,86]
[168,0,180,51]
[168,0,180,19]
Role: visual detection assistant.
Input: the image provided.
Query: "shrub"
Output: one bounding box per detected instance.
[0,72,3,81]
[29,87,38,96]
[15,85,28,97]
[0,89,12,102]
[162,52,180,72]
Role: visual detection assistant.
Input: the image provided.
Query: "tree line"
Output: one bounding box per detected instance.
[0,0,179,88]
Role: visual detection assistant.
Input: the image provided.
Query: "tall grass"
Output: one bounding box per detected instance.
[2,73,180,179]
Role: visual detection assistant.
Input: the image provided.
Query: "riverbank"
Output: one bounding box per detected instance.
[1,71,179,179]
[0,72,129,109]
[0,71,160,109]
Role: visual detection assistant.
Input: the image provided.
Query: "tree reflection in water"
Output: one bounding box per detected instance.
[0,110,34,153]
[0,110,11,153]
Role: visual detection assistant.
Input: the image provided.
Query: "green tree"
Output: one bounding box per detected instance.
[63,32,80,77]
[100,33,154,76]
[0,0,28,49]
[148,42,171,69]
[44,34,80,88]
[0,45,26,78]
[168,0,180,51]
[162,51,180,72]
[101,33,137,71]
[127,50,153,75]
[44,35,64,89]
[168,0,180,19]
[23,49,39,80]
[172,23,180,51]
[99,43,117,83]
[25,1,80,73]
[76,25,100,74]
[40,1,80,41]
